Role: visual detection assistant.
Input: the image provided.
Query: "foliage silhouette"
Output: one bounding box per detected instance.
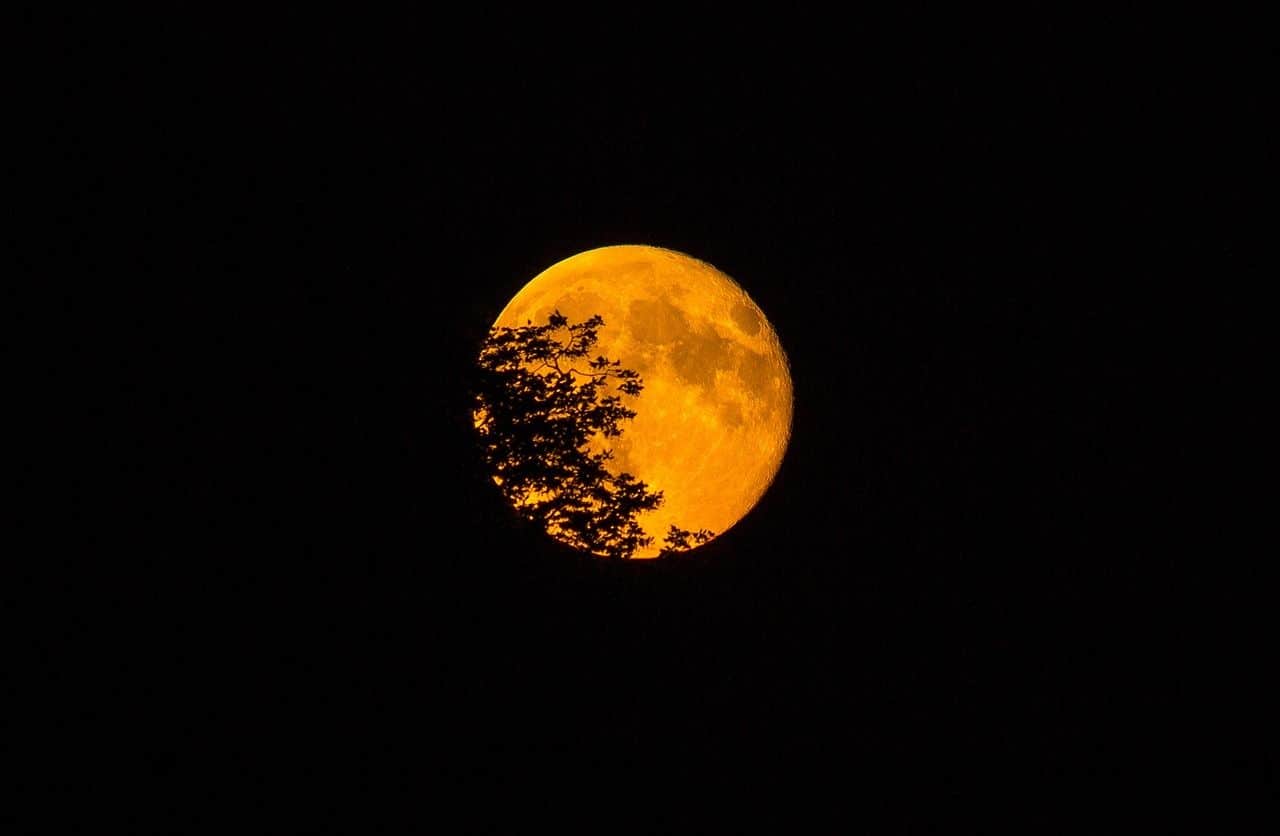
[659,525,715,556]
[473,311,713,559]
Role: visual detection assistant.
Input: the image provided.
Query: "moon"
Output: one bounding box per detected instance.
[489,244,793,558]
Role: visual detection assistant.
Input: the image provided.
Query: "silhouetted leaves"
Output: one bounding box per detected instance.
[472,312,712,559]
[659,525,715,557]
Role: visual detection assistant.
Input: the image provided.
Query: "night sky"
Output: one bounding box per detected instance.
[51,11,1264,823]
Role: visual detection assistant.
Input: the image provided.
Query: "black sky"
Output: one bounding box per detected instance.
[47,11,1265,823]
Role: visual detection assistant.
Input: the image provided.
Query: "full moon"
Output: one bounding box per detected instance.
[489,245,793,558]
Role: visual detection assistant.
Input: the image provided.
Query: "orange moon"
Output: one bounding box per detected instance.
[490,245,793,557]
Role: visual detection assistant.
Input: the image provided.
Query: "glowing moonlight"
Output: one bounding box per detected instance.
[486,245,792,558]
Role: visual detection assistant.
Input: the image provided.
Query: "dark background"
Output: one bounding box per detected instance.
[41,10,1265,822]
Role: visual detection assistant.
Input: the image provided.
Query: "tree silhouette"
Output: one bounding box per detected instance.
[472,311,712,559]
[660,525,715,556]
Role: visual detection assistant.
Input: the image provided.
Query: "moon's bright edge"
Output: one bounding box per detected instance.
[492,245,793,557]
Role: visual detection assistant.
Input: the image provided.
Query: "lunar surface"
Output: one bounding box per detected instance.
[490,244,792,558]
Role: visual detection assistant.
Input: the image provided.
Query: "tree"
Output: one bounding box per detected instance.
[472,311,712,559]
[659,525,715,556]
